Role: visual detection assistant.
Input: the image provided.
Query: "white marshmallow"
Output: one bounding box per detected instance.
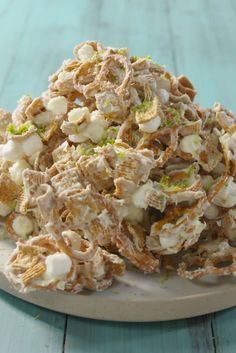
[34,111,54,126]
[9,160,30,185]
[12,215,34,238]
[0,202,12,217]
[204,204,219,220]
[139,116,161,133]
[77,44,96,62]
[213,176,236,208]
[44,252,72,280]
[68,107,90,123]
[201,175,215,192]
[132,181,153,209]
[212,162,226,176]
[47,96,68,115]
[68,134,88,143]
[68,109,108,144]
[21,133,43,156]
[159,227,179,249]
[84,111,108,143]
[157,89,169,104]
[1,140,24,162]
[179,134,202,158]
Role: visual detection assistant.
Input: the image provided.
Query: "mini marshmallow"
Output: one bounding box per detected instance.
[43,253,72,280]
[68,134,88,143]
[84,111,108,143]
[68,107,90,123]
[47,96,68,115]
[139,116,161,133]
[9,160,30,185]
[157,89,169,104]
[213,176,236,208]
[77,44,96,62]
[132,181,153,209]
[159,228,179,248]
[34,111,54,126]
[1,140,24,162]
[204,204,219,220]
[201,175,215,192]
[179,134,202,158]
[12,215,34,238]
[0,201,12,217]
[21,133,43,156]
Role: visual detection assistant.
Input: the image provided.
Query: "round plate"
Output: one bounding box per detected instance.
[0,239,236,321]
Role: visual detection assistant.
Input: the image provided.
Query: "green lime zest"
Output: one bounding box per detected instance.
[130,55,138,62]
[98,137,115,147]
[167,107,181,121]
[160,118,173,128]
[117,151,126,158]
[153,63,162,69]
[79,144,96,156]
[186,164,197,176]
[159,175,190,191]
[7,122,32,135]
[104,99,112,108]
[131,100,153,113]
[111,127,119,133]
[37,126,46,137]
[118,48,127,56]
[159,194,166,201]
[161,106,181,128]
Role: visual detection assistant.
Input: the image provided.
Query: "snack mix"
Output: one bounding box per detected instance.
[0,41,236,293]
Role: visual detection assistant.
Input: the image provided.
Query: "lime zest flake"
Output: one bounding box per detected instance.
[7,122,33,135]
[79,145,96,156]
[116,151,126,158]
[98,138,115,147]
[186,164,197,176]
[167,107,181,121]
[118,48,127,56]
[130,55,138,62]
[104,99,112,108]
[37,126,46,137]
[161,106,181,128]
[131,100,153,114]
[111,127,119,134]
[159,175,190,191]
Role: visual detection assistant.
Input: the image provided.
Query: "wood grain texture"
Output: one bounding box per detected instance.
[212,308,236,353]
[0,0,236,352]
[64,315,214,353]
[0,290,66,353]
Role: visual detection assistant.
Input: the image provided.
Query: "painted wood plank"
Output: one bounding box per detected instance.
[0,1,235,353]
[166,0,236,110]
[212,307,236,353]
[0,0,33,109]
[64,315,214,353]
[0,290,66,353]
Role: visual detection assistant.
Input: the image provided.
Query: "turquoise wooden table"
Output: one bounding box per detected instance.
[0,0,236,352]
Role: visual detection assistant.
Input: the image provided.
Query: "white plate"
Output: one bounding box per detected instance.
[0,239,236,321]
